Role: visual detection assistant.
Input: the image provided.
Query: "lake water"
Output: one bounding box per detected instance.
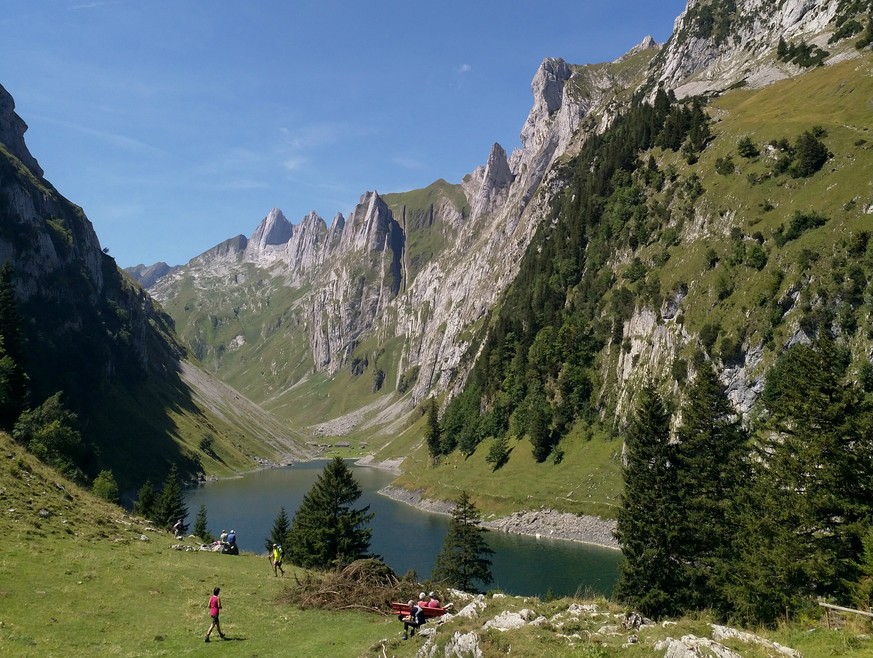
[183,460,621,598]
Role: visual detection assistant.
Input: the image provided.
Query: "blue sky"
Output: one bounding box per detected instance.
[1,1,687,267]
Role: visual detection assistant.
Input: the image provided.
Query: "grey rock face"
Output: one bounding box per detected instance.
[655,0,842,97]
[0,83,43,178]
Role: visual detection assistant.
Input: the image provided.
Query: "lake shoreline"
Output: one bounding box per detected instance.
[378,485,620,551]
[193,455,621,552]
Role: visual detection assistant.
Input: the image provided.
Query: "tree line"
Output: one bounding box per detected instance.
[615,335,873,624]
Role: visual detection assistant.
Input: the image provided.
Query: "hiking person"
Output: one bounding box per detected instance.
[204,587,226,642]
[271,543,284,576]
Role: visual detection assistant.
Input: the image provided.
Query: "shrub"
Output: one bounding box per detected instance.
[92,469,120,504]
[715,155,736,175]
[737,136,760,158]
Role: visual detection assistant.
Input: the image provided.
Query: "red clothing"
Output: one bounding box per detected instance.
[428,599,441,608]
[209,595,221,617]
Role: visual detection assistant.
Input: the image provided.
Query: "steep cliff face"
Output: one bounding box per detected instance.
[653,0,843,96]
[0,85,179,390]
[0,83,314,485]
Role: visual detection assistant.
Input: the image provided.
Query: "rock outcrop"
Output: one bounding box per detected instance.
[0,83,43,178]
[654,0,844,97]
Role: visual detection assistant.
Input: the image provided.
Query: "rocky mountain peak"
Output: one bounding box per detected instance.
[617,35,659,62]
[471,143,514,219]
[244,207,292,263]
[0,83,44,178]
[532,58,573,116]
[340,191,398,254]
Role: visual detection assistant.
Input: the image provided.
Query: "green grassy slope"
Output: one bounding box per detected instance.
[3,431,870,657]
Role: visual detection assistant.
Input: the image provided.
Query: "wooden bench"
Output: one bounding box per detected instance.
[390,602,451,619]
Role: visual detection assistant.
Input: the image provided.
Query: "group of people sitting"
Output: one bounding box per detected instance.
[206,529,238,554]
[400,591,442,640]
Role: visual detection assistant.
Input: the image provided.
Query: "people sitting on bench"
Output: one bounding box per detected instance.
[400,598,426,640]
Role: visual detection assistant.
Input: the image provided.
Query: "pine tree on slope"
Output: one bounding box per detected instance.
[432,491,494,593]
[672,364,747,615]
[265,506,291,553]
[286,457,373,569]
[613,382,684,618]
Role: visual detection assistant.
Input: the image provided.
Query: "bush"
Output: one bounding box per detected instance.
[715,155,735,175]
[700,323,720,352]
[12,392,85,481]
[737,136,760,158]
[790,130,830,178]
[92,469,120,504]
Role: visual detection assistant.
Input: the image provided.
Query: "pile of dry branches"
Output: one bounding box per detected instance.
[279,558,416,615]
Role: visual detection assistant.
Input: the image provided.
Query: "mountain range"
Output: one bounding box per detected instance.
[1,0,871,502]
[129,1,873,457]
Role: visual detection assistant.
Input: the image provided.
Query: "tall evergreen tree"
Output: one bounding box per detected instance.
[424,397,442,462]
[432,491,494,593]
[154,464,188,530]
[0,263,28,429]
[613,382,684,618]
[265,506,291,552]
[672,365,747,614]
[286,457,373,569]
[133,479,156,520]
[194,504,212,542]
[730,335,873,623]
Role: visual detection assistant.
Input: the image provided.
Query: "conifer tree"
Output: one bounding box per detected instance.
[133,479,156,520]
[154,464,188,530]
[194,504,212,542]
[424,397,441,461]
[265,506,291,552]
[613,382,683,618]
[730,335,873,623]
[286,457,373,569]
[432,491,494,593]
[485,434,510,471]
[672,364,747,614]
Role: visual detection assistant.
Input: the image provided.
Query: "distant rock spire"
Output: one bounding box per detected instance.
[0,83,44,178]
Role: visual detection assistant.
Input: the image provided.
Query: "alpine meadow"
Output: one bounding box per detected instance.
[3,1,873,656]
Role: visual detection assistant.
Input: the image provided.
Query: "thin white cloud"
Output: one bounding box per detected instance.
[283,156,306,172]
[68,1,124,10]
[34,114,170,157]
[391,156,424,170]
[458,64,472,74]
